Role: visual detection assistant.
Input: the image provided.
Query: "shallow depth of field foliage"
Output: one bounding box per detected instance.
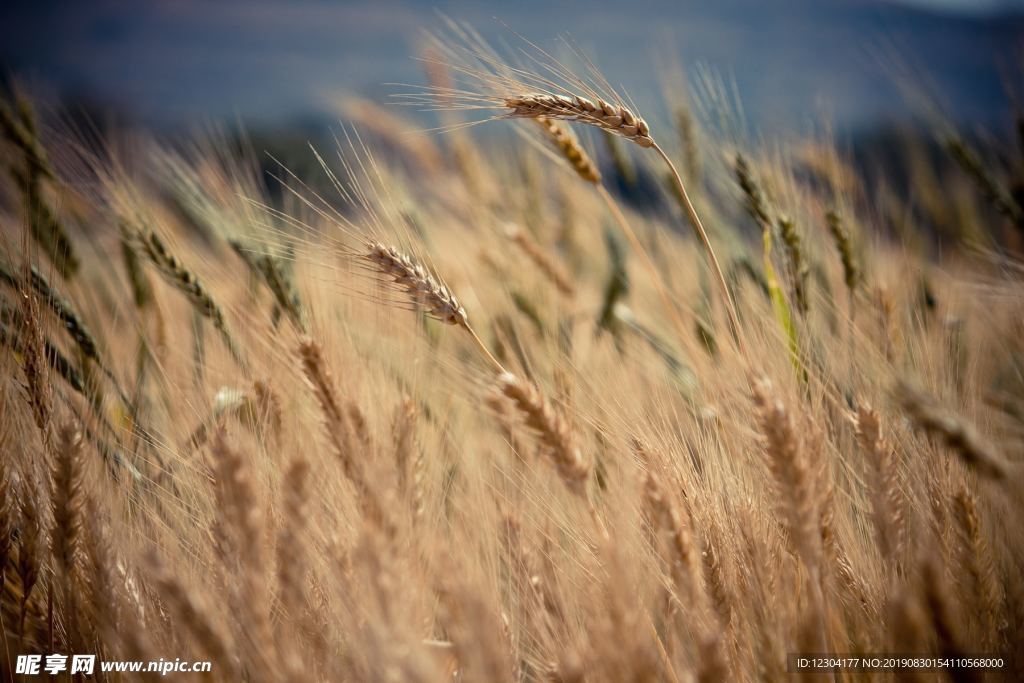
[1,25,1023,682]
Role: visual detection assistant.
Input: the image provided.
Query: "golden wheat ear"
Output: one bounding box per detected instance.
[363,241,468,327]
[496,372,587,495]
[361,241,506,373]
[533,117,601,184]
[507,94,654,148]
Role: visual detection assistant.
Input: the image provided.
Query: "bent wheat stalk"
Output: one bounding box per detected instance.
[652,142,744,353]
[533,117,694,355]
[506,95,742,350]
[468,88,745,353]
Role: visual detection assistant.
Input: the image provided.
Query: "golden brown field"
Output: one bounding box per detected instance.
[1,28,1022,682]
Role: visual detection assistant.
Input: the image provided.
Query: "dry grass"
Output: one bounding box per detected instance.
[1,25,1023,683]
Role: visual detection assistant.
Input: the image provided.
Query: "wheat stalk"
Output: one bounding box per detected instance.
[510,93,745,353]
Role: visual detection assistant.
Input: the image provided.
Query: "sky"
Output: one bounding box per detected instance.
[0,0,1020,133]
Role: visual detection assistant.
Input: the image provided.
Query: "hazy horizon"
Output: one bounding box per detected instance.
[2,0,1021,135]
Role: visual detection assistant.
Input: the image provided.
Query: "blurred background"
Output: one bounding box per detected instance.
[1,0,1021,136]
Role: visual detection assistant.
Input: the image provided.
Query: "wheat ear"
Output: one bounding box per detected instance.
[50,421,83,645]
[0,463,12,588]
[633,438,702,605]
[363,241,505,373]
[17,486,41,641]
[750,375,832,672]
[137,230,246,369]
[276,457,311,619]
[147,553,237,676]
[825,209,859,294]
[750,376,818,566]
[392,395,417,495]
[952,488,1001,648]
[298,339,393,535]
[534,117,601,184]
[506,93,744,355]
[504,223,576,297]
[853,404,904,564]
[50,421,83,576]
[531,116,697,356]
[895,382,1008,480]
[497,372,587,494]
[506,94,654,147]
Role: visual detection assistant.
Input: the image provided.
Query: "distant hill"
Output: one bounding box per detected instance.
[0,0,1020,133]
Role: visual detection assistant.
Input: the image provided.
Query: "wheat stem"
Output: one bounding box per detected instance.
[596,185,694,359]
[653,143,745,356]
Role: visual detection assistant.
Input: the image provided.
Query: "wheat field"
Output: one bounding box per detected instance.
[0,24,1022,682]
